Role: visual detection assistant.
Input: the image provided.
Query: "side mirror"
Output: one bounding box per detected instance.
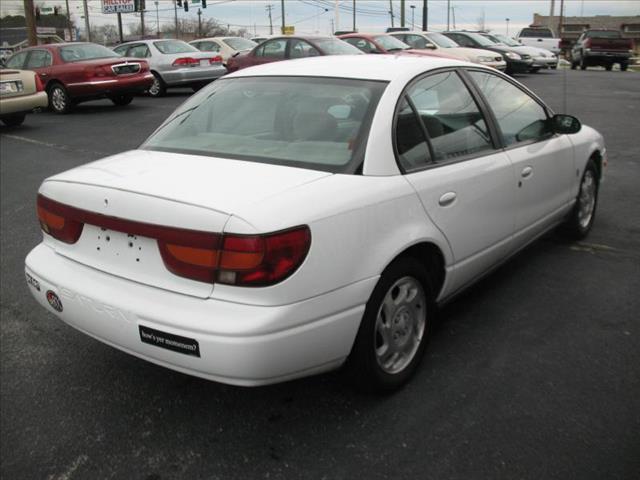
[425,43,436,49]
[552,114,581,134]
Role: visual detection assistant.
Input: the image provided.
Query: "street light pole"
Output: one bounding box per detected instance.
[506,18,510,36]
[353,0,356,32]
[281,0,285,33]
[65,0,72,41]
[446,0,450,31]
[422,0,428,31]
[82,0,91,41]
[155,1,160,36]
[410,5,415,30]
[174,0,179,38]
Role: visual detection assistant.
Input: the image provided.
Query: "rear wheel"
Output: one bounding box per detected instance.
[1,113,26,127]
[580,55,587,70]
[148,72,166,97]
[620,62,628,72]
[48,83,72,114]
[346,257,435,392]
[605,63,613,71]
[109,94,133,106]
[529,67,541,73]
[561,159,599,239]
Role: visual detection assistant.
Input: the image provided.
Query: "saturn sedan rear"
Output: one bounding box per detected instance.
[26,56,605,391]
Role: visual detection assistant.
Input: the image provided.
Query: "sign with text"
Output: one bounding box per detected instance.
[102,0,136,14]
[281,26,295,35]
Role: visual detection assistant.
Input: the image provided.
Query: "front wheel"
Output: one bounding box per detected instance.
[109,94,133,106]
[346,257,435,392]
[605,64,613,71]
[1,113,26,127]
[561,159,599,239]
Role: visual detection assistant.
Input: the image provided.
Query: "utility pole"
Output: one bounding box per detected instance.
[451,6,456,29]
[549,0,556,31]
[198,8,202,37]
[280,0,285,33]
[65,0,72,41]
[82,0,91,42]
[446,0,450,31]
[174,0,179,38]
[400,0,405,28]
[266,5,274,35]
[506,18,510,36]
[335,0,339,34]
[117,13,123,42]
[23,0,37,46]
[389,0,394,28]
[155,1,160,36]
[353,0,356,31]
[140,1,146,38]
[422,0,428,31]
[410,5,415,30]
[558,0,564,43]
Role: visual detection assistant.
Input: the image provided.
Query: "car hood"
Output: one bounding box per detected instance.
[444,47,503,60]
[46,149,332,216]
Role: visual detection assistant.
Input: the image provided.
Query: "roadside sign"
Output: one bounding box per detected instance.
[36,27,57,34]
[40,6,54,14]
[102,0,136,14]
[281,26,295,35]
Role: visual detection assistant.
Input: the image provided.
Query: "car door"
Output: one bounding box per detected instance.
[466,70,575,246]
[24,49,53,84]
[251,39,287,66]
[397,69,516,293]
[288,39,320,59]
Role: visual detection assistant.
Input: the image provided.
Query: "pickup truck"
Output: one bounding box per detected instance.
[515,27,561,54]
[570,30,633,71]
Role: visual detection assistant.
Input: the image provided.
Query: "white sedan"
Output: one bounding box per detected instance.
[25,56,605,391]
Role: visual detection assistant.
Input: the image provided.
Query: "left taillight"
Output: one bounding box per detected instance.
[37,195,83,244]
[34,73,44,92]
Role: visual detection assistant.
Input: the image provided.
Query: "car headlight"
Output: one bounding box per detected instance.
[477,56,494,62]
[504,52,522,60]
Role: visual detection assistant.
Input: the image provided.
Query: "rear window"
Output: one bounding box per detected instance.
[312,38,363,55]
[142,76,387,173]
[520,28,553,38]
[585,30,622,39]
[222,37,257,51]
[153,40,198,54]
[60,44,120,62]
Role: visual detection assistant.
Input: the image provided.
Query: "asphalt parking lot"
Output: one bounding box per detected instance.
[1,69,639,480]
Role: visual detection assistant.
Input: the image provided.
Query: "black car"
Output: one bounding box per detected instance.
[443,31,533,74]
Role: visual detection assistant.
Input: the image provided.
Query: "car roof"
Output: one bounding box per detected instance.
[226,54,474,82]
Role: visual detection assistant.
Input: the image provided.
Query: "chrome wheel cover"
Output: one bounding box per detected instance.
[578,170,596,229]
[374,276,427,375]
[51,87,66,111]
[149,76,161,96]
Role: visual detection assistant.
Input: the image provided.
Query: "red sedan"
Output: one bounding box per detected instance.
[4,43,154,114]
[338,33,457,60]
[226,35,363,73]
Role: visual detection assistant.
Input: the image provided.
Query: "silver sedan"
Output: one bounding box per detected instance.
[113,39,226,97]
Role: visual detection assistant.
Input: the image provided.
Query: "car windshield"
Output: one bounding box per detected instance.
[142,76,387,173]
[489,34,520,47]
[59,44,120,62]
[426,33,459,48]
[223,37,257,51]
[312,38,363,55]
[585,30,622,39]
[373,35,410,51]
[153,40,198,54]
[464,32,498,47]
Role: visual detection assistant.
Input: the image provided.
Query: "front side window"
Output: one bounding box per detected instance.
[60,44,120,62]
[153,40,198,54]
[469,71,552,146]
[142,76,387,173]
[25,50,52,68]
[404,71,493,162]
[255,39,286,59]
[6,51,28,69]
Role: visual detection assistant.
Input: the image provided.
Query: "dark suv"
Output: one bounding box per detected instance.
[443,31,533,74]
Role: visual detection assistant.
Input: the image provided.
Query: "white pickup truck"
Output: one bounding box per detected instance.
[515,27,561,54]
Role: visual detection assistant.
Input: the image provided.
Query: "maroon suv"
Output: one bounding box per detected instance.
[4,42,154,114]
[226,36,363,73]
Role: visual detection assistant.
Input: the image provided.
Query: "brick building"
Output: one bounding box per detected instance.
[533,14,640,53]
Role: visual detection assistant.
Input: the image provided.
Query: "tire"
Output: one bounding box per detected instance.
[148,72,166,97]
[48,83,72,114]
[570,61,577,70]
[605,64,613,71]
[109,94,133,106]
[620,62,628,72]
[1,113,26,127]
[550,65,558,70]
[346,257,435,392]
[561,159,599,240]
[529,67,541,73]
[580,55,587,70]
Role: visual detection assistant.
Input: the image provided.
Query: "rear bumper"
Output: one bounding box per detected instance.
[25,243,370,386]
[0,91,48,115]
[584,51,631,62]
[159,65,227,86]
[66,73,155,98]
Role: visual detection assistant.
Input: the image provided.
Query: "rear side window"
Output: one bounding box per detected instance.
[5,51,28,69]
[395,98,432,171]
[469,71,552,146]
[403,71,493,162]
[128,44,151,58]
[289,39,319,59]
[255,39,286,59]
[343,37,378,53]
[25,50,52,68]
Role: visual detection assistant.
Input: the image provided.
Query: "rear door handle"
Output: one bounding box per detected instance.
[438,192,457,207]
[521,166,533,178]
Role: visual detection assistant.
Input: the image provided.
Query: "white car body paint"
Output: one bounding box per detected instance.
[25,55,606,386]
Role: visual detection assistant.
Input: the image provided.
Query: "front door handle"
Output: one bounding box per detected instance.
[521,166,533,178]
[438,192,457,207]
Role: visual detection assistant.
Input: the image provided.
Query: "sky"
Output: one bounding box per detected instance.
[1,0,639,37]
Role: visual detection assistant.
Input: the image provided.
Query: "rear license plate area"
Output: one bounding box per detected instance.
[139,325,200,357]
